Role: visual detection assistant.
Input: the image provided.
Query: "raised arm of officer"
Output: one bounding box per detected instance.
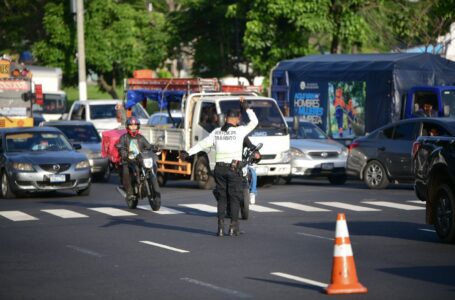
[239,97,258,136]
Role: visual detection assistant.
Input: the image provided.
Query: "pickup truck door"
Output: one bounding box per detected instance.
[384,121,419,179]
[191,101,218,170]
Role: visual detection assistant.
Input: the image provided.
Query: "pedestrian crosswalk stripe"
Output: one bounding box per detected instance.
[316,202,381,211]
[249,204,282,212]
[88,207,137,216]
[0,211,38,221]
[362,201,425,211]
[179,204,217,213]
[41,209,89,219]
[270,202,331,212]
[137,205,184,215]
[407,200,425,205]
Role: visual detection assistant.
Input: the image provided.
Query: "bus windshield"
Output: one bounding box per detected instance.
[219,99,288,136]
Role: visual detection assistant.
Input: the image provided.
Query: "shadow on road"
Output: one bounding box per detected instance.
[378,265,455,288]
[100,217,215,236]
[245,277,324,293]
[294,221,441,243]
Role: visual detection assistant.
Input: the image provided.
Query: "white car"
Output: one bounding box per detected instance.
[286,119,348,184]
[67,100,149,133]
[148,111,183,128]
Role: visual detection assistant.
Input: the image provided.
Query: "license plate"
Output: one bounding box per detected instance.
[49,174,66,183]
[321,163,334,170]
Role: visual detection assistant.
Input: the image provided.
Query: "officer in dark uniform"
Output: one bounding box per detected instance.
[181,97,258,236]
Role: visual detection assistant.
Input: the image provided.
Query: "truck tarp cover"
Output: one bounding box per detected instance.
[272,53,455,137]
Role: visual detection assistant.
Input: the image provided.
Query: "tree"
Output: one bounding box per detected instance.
[32,0,169,98]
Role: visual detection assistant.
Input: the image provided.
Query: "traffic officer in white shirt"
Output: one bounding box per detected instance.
[181,97,258,236]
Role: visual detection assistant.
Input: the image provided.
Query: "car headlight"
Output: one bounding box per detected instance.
[289,147,306,158]
[142,158,154,169]
[340,148,348,157]
[75,160,90,170]
[11,162,34,172]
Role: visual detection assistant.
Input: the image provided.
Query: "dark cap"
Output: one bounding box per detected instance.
[226,109,240,118]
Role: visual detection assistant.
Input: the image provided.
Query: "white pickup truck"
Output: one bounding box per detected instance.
[136,92,292,189]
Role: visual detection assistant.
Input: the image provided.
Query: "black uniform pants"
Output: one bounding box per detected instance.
[122,160,138,195]
[214,164,243,223]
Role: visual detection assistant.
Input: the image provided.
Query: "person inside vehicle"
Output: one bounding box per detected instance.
[117,116,157,201]
[416,102,438,117]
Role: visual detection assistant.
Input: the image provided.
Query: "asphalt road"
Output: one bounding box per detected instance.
[1,177,454,300]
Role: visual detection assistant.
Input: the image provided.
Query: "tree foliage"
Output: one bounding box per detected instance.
[32,0,168,98]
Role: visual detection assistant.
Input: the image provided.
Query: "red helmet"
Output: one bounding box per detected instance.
[126,116,140,137]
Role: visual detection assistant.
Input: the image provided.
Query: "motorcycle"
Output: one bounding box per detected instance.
[116,150,161,211]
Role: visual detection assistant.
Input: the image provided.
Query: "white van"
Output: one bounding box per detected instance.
[67,100,149,133]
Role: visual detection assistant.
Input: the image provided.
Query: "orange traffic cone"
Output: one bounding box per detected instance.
[326,213,368,295]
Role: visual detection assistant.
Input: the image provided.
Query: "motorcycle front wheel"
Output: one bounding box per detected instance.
[147,176,161,211]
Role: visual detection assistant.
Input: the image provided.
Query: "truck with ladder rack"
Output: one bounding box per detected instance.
[102,75,291,189]
[0,58,43,128]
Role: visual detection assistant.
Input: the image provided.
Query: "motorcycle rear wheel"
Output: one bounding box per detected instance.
[126,195,138,209]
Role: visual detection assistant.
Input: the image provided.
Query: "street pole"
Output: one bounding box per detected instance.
[76,0,87,100]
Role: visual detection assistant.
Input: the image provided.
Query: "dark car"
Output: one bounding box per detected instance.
[42,120,110,181]
[0,127,91,198]
[347,117,455,189]
[413,128,455,243]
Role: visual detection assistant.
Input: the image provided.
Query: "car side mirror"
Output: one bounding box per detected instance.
[73,143,82,150]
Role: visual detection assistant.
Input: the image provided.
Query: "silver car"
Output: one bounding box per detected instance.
[0,127,91,198]
[286,120,348,184]
[42,121,110,181]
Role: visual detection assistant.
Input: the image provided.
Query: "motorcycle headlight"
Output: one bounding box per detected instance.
[142,158,154,169]
[75,160,90,170]
[12,162,34,172]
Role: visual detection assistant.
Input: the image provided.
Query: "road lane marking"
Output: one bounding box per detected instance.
[137,205,184,215]
[419,228,436,233]
[180,277,252,298]
[179,204,217,213]
[140,241,189,253]
[88,207,137,217]
[41,209,89,219]
[66,245,104,257]
[407,200,425,205]
[296,232,334,240]
[270,202,331,212]
[362,201,425,210]
[271,272,328,288]
[249,204,282,212]
[316,202,380,211]
[0,211,38,221]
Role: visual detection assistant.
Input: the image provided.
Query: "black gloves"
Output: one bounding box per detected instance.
[240,96,249,111]
[179,150,190,161]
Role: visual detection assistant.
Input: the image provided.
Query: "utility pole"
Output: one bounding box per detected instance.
[76,0,87,100]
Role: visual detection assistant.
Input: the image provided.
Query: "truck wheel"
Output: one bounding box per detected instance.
[195,156,215,190]
[241,188,250,220]
[363,160,389,189]
[1,171,16,199]
[328,174,347,185]
[157,173,167,187]
[434,184,455,243]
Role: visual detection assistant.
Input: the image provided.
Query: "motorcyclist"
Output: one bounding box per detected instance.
[243,137,261,205]
[117,116,157,201]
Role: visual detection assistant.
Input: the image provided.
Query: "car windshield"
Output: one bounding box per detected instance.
[131,103,149,119]
[51,125,101,143]
[441,90,455,118]
[90,104,117,119]
[219,99,287,136]
[5,132,73,152]
[288,122,328,139]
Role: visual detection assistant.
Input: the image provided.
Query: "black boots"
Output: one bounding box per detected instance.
[217,219,225,237]
[228,221,240,236]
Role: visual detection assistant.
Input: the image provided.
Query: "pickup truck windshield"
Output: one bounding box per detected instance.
[219,99,287,136]
[441,90,455,118]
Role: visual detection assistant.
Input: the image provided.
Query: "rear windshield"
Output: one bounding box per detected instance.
[90,104,117,119]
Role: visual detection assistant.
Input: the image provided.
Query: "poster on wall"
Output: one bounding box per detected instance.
[328,81,366,138]
[293,92,324,125]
